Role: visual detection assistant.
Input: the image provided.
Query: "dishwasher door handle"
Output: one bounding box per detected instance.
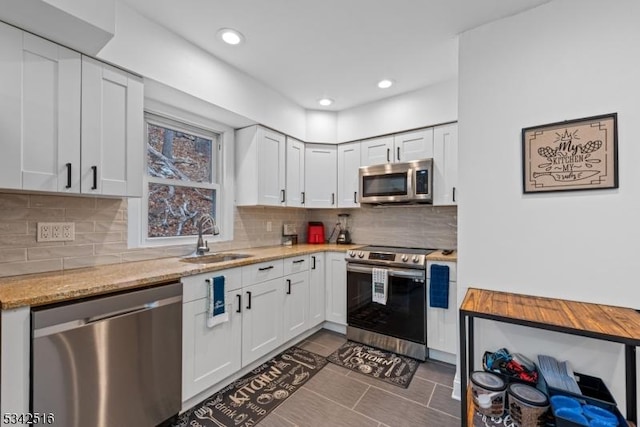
[33,295,182,338]
[87,295,182,323]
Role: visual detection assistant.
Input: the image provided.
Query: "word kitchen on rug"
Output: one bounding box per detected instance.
[174,347,327,427]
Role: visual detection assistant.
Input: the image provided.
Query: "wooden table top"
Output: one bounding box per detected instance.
[460,288,640,345]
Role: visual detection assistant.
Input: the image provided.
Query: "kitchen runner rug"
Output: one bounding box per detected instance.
[173,346,327,427]
[326,341,419,388]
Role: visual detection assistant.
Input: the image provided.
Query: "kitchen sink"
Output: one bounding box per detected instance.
[180,253,253,264]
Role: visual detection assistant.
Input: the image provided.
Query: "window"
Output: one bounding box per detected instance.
[129,108,233,247]
[145,113,220,239]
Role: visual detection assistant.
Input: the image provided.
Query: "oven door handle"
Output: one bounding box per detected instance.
[346,264,425,280]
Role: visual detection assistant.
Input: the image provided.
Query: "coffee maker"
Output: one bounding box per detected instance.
[336,213,352,244]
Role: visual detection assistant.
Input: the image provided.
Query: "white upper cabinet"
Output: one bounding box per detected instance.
[0,22,81,193]
[304,144,337,208]
[0,22,143,197]
[360,136,394,167]
[433,123,458,206]
[286,136,305,207]
[393,128,434,162]
[236,125,286,206]
[81,57,143,197]
[361,129,434,166]
[337,142,361,208]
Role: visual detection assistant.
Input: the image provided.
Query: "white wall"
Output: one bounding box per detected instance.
[306,110,338,143]
[98,1,307,140]
[337,78,458,142]
[457,0,640,416]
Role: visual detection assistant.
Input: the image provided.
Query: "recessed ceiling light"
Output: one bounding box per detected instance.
[378,79,394,89]
[318,98,334,106]
[218,28,244,45]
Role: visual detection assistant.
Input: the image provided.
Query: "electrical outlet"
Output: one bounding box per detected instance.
[37,222,75,242]
[266,221,272,232]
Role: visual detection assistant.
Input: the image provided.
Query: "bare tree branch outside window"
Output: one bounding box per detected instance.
[145,120,219,238]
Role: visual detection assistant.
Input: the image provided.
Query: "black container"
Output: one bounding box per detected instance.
[540,371,616,408]
[540,372,628,427]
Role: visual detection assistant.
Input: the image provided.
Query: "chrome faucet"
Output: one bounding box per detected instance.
[195,214,220,255]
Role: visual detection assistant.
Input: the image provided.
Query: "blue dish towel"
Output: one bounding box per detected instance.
[207,275,228,328]
[429,264,450,309]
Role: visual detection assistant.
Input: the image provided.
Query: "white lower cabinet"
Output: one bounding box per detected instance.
[181,268,242,401]
[181,252,347,401]
[308,253,326,327]
[325,252,347,325]
[283,271,310,342]
[241,278,284,367]
[426,260,458,355]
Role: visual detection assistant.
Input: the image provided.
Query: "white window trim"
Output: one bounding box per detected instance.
[128,98,235,248]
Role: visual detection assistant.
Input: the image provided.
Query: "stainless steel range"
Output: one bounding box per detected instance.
[346,246,434,360]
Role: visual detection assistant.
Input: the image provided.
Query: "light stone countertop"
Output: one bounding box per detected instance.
[0,244,456,309]
[0,244,362,309]
[426,250,458,262]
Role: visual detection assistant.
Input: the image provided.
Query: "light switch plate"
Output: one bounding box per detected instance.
[37,222,75,242]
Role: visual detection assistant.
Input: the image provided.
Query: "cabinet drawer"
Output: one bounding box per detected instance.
[182,268,242,303]
[242,259,284,286]
[283,255,309,275]
[426,261,457,282]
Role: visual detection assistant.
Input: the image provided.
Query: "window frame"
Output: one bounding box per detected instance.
[128,100,235,249]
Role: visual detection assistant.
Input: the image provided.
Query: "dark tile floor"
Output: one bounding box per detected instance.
[258,330,461,427]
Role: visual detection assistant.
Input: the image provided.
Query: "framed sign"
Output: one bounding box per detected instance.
[522,113,618,193]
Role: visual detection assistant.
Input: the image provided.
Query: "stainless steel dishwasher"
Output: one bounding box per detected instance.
[31,282,182,427]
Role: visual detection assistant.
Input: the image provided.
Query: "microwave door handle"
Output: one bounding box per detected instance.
[408,169,414,199]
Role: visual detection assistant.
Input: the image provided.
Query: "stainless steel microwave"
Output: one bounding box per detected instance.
[358,158,433,204]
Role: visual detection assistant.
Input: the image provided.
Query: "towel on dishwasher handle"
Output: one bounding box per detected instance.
[429,264,450,309]
[207,276,228,328]
[372,268,388,305]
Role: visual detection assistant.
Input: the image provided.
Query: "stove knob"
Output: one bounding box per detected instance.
[412,255,420,263]
[358,251,365,258]
[349,251,356,258]
[401,255,409,262]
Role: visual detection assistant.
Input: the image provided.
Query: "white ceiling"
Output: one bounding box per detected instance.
[121,0,551,111]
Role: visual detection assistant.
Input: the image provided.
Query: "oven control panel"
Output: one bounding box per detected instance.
[347,247,432,268]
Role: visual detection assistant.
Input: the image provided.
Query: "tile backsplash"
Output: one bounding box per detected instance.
[308,204,457,249]
[0,192,456,278]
